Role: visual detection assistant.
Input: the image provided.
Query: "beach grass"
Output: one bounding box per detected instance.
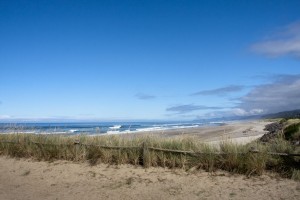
[0,133,299,179]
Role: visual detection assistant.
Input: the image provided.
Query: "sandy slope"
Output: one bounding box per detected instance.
[0,156,299,200]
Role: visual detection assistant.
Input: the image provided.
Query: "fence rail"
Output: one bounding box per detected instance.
[1,140,300,158]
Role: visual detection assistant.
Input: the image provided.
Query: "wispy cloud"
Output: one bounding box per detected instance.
[135,93,156,100]
[166,104,224,114]
[237,74,300,113]
[0,115,12,120]
[252,21,300,58]
[203,74,300,118]
[200,108,264,119]
[191,85,244,96]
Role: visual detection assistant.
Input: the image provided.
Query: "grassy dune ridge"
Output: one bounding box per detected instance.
[0,132,299,180]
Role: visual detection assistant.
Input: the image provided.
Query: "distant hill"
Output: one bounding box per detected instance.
[262,109,300,119]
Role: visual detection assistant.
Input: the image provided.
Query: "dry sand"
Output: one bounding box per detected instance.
[131,120,270,145]
[0,156,299,200]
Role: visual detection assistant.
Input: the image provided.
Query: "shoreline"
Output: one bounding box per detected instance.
[0,120,271,145]
[1,120,299,200]
[125,120,271,144]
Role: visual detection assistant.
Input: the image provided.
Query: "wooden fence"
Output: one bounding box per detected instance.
[1,139,300,166]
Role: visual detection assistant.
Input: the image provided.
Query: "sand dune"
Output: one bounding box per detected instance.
[0,156,299,200]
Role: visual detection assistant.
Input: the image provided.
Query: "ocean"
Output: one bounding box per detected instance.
[0,121,225,135]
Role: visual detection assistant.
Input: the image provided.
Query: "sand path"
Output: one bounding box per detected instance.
[0,156,299,200]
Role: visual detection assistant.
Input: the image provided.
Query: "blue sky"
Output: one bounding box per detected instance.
[1,0,300,121]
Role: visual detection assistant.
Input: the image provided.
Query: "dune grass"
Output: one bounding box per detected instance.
[0,133,299,179]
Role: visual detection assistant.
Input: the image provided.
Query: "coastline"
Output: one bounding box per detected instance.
[0,120,271,145]
[1,120,300,200]
[126,120,271,145]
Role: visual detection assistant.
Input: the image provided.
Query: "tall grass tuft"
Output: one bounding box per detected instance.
[0,133,299,179]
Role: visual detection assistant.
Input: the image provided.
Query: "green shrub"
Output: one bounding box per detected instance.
[284,123,300,140]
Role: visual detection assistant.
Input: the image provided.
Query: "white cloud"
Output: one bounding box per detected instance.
[202,74,300,118]
[238,75,300,113]
[249,109,264,115]
[191,85,244,96]
[232,108,248,116]
[233,108,264,116]
[252,21,300,58]
[166,104,224,114]
[0,115,12,120]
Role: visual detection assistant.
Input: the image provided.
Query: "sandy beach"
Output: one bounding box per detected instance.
[131,120,270,145]
[2,120,299,200]
[0,156,299,200]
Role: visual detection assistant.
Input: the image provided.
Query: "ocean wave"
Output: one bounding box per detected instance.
[109,125,122,130]
[69,129,79,133]
[44,131,69,134]
[135,127,167,132]
[107,131,134,135]
[172,124,200,129]
[106,130,121,134]
[0,121,225,135]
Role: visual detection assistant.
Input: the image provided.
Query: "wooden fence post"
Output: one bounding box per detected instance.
[142,142,150,168]
[74,140,80,161]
